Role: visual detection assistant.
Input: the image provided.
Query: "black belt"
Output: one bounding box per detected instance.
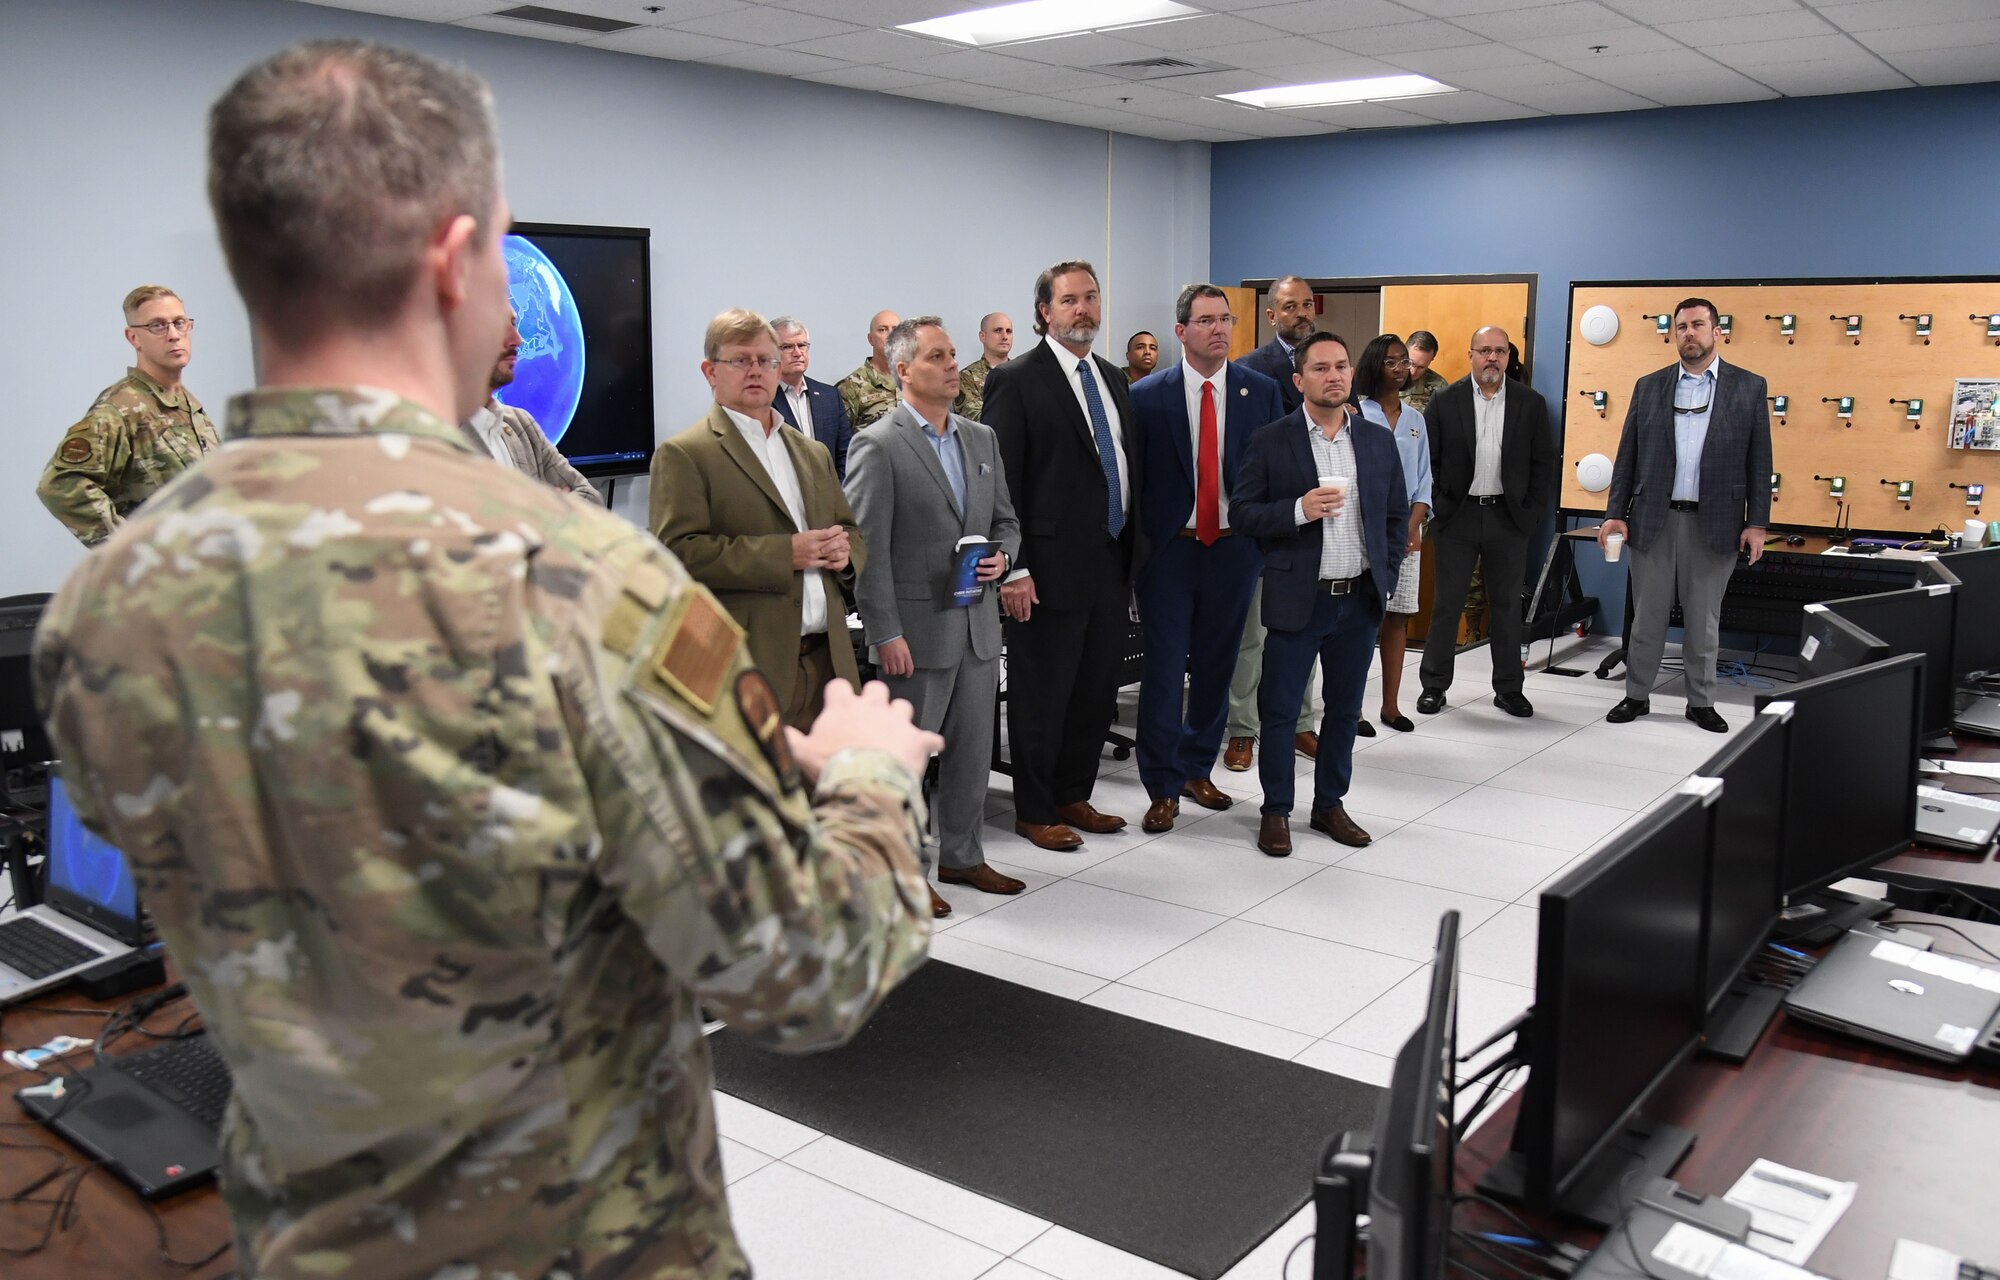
[1468,494,1504,506]
[1319,575,1366,596]
[1177,527,1234,539]
[799,633,828,654]
[1669,499,1700,512]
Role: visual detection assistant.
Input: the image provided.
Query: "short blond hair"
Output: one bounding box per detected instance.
[703,308,778,360]
[123,285,180,321]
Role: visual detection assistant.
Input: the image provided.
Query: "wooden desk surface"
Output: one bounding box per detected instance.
[0,983,233,1279]
[1457,910,2000,1275]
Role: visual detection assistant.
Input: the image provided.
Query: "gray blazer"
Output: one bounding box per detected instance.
[844,403,1021,670]
[1605,360,1772,555]
[463,402,604,505]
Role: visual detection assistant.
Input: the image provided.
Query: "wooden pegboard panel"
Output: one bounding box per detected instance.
[1561,280,2000,534]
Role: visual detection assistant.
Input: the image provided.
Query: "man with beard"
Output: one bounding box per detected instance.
[1598,298,1771,733]
[463,305,603,502]
[1122,330,1159,384]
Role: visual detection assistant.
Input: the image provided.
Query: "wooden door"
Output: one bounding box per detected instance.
[1220,286,1258,361]
[1379,282,1530,382]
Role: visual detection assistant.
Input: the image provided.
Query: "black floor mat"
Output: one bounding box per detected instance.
[709,959,1384,1279]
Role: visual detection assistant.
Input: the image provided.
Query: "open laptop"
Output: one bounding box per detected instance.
[1784,929,2000,1063]
[0,776,145,1004]
[1952,687,2000,739]
[1913,784,2000,853]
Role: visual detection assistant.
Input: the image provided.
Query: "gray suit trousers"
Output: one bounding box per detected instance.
[886,654,999,873]
[1624,509,1738,707]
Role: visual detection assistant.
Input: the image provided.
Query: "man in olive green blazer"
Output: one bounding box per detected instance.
[650,310,865,727]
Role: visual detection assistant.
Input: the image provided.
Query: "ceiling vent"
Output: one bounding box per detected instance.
[492,5,638,34]
[1091,55,1233,81]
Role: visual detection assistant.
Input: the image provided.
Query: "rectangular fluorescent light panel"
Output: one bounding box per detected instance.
[900,0,1201,47]
[1219,74,1455,110]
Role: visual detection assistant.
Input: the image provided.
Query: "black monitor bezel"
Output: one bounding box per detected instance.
[1366,911,1460,1280]
[1933,547,2000,680]
[1816,585,1957,736]
[1692,708,1790,1014]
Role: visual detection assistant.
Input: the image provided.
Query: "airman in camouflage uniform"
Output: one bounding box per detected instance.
[1402,332,1450,412]
[39,286,220,545]
[954,311,1013,421]
[838,309,901,428]
[35,39,937,1280]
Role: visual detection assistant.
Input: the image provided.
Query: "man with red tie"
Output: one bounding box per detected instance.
[1130,284,1286,832]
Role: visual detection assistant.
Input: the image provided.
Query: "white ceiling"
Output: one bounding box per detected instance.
[302,0,2000,142]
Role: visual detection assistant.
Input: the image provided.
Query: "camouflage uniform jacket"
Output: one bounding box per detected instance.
[954,358,992,422]
[837,360,898,430]
[38,366,220,545]
[1401,368,1450,413]
[34,386,933,1280]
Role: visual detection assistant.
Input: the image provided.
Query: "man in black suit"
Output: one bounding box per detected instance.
[983,260,1143,850]
[1238,275,1316,413]
[1417,325,1556,718]
[1232,332,1408,857]
[772,317,854,480]
[1598,298,1772,733]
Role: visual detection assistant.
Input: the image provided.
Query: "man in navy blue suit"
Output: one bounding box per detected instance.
[1232,332,1408,857]
[1130,285,1286,833]
[771,316,854,480]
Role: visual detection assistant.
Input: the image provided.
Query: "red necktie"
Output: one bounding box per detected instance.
[1196,380,1220,545]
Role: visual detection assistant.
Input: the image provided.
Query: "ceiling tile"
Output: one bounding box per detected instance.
[1658,10,1839,46]
[881,78,1017,105]
[1046,81,1194,110]
[454,13,601,42]
[1452,2,1637,42]
[1853,17,2000,54]
[1499,80,1660,112]
[1400,90,1545,121]
[1330,21,1488,55]
[1198,36,1361,71]
[1749,55,1916,95]
[769,0,964,21]
[1162,125,1259,142]
[958,58,1123,94]
[780,26,941,61]
[1601,0,1794,17]
[1252,54,1409,84]
[673,7,861,43]
[536,0,751,22]
[1821,0,2000,33]
[302,0,493,18]
[1001,32,1182,68]
[1285,101,1447,128]
[1610,67,1783,106]
[1377,42,1545,74]
[1445,61,1594,93]
[1239,112,1355,136]
[1540,47,1724,80]
[1706,33,1869,69]
[1509,26,1682,61]
[1883,42,2000,85]
[1396,0,1542,15]
[1116,13,1283,50]
[696,46,851,76]
[584,26,757,59]
[1089,67,1274,96]
[887,46,1026,77]
[1243,0,1433,34]
[792,64,942,91]
[1143,96,1275,128]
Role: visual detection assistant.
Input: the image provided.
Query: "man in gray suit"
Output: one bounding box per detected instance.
[465,307,603,503]
[847,317,1025,917]
[1599,297,1772,733]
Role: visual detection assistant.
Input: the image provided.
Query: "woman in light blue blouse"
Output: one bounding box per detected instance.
[1354,334,1432,732]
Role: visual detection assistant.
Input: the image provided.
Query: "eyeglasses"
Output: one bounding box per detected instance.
[1383,356,1411,367]
[711,356,780,372]
[1185,315,1237,329]
[132,317,194,336]
[778,341,811,352]
[1470,346,1508,358]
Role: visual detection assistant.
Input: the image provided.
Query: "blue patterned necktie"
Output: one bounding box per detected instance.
[1076,358,1124,538]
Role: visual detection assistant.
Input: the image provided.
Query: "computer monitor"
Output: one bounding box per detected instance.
[1815,584,1956,736]
[0,598,53,764]
[1754,654,1921,899]
[1690,707,1792,1060]
[1485,787,1712,1226]
[42,775,144,946]
[1797,604,1888,683]
[1366,911,1460,1280]
[1935,546,2000,679]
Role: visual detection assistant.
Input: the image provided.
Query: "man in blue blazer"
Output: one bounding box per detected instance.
[1232,332,1409,857]
[1598,298,1772,733]
[772,316,854,480]
[1130,285,1286,832]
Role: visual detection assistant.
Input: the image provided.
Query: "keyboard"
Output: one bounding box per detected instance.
[113,1035,232,1130]
[0,915,102,978]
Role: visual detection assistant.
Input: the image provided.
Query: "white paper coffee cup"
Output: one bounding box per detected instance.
[1319,473,1348,498]
[1604,532,1625,562]
[1966,519,1988,544]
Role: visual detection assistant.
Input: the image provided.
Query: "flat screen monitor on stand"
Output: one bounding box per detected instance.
[1692,705,1791,1061]
[1811,582,1957,751]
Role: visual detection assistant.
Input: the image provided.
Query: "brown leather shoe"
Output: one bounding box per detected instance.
[1014,821,1083,851]
[1182,778,1233,811]
[1257,814,1292,857]
[1142,797,1179,833]
[1056,801,1127,834]
[938,862,1026,895]
[1310,805,1372,847]
[1224,736,1254,772]
[929,885,953,918]
[1295,731,1319,759]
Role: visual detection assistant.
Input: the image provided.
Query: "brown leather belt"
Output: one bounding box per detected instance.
[1177,527,1234,539]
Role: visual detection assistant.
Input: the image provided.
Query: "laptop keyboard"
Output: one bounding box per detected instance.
[0,915,102,979]
[112,1035,232,1130]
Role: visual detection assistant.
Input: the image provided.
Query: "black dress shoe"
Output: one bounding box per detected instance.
[1493,691,1534,718]
[1356,719,1376,737]
[1381,714,1415,732]
[1605,697,1650,724]
[1686,705,1728,733]
[1416,689,1446,715]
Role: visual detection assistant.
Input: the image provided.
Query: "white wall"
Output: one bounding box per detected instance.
[0,0,1210,595]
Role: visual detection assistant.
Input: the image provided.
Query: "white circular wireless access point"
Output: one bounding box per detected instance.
[1579,305,1620,346]
[1576,452,1614,493]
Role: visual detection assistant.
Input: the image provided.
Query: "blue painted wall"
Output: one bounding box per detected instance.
[1209,82,2000,637]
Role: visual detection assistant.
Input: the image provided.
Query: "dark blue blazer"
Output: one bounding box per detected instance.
[773,375,853,480]
[1237,337,1303,413]
[1129,361,1287,558]
[1231,406,1410,633]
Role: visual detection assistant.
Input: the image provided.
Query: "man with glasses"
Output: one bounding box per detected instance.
[652,309,866,727]
[1129,285,1284,832]
[839,309,902,430]
[39,284,220,545]
[954,311,1013,421]
[1598,298,1771,734]
[771,316,853,480]
[1417,325,1555,718]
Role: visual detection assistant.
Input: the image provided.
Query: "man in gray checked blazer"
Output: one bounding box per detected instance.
[846,318,1024,918]
[1599,297,1772,733]
[463,308,603,504]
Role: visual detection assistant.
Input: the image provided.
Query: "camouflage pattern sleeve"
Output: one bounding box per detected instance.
[837,372,868,432]
[560,535,932,1050]
[37,406,127,545]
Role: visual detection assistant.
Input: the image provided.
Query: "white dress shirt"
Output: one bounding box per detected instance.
[780,379,815,439]
[1469,380,1506,496]
[1181,358,1231,530]
[1044,333,1128,518]
[1295,411,1368,581]
[1672,355,1720,503]
[465,402,517,469]
[722,404,827,635]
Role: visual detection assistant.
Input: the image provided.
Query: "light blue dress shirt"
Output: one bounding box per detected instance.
[912,400,968,516]
[1672,358,1719,503]
[1359,395,1432,509]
